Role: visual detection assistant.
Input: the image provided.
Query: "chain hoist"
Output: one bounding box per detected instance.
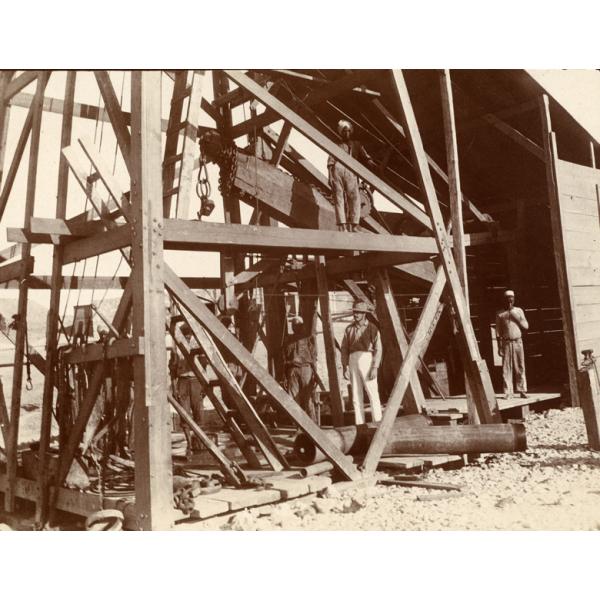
[196,153,215,219]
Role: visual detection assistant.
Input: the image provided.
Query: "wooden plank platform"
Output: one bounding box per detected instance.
[187,474,332,522]
[424,391,561,416]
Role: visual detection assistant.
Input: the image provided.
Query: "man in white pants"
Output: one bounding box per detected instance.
[341,300,383,424]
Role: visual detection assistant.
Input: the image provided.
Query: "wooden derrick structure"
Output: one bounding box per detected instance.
[0,69,598,529]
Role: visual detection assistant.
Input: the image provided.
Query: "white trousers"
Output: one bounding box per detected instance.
[349,351,382,425]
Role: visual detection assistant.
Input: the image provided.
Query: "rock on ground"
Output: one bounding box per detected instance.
[223,408,600,531]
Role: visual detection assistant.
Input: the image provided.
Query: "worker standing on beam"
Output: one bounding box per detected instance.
[341,301,382,424]
[283,316,318,422]
[328,120,377,232]
[495,289,529,399]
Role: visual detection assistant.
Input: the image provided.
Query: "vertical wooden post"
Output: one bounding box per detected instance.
[213,71,242,312]
[539,94,580,406]
[0,71,13,188]
[389,69,500,424]
[35,71,76,523]
[439,69,479,425]
[315,256,344,426]
[5,72,47,511]
[130,71,174,530]
[590,141,596,170]
[578,350,600,449]
[374,269,424,414]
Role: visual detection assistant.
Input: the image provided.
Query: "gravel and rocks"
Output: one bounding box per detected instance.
[220,408,600,531]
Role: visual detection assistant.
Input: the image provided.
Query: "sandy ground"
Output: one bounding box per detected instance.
[221,408,600,531]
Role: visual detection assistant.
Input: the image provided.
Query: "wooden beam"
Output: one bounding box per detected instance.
[482,112,544,160]
[0,380,9,449]
[162,71,188,217]
[129,70,173,531]
[175,70,205,219]
[224,70,432,230]
[213,71,242,313]
[94,71,133,176]
[167,391,243,486]
[440,70,468,296]
[0,72,13,189]
[170,324,261,469]
[540,94,580,406]
[164,266,360,480]
[4,71,38,100]
[13,274,218,291]
[315,257,345,426]
[160,220,438,256]
[0,100,34,222]
[440,69,479,426]
[246,254,436,291]
[0,257,33,284]
[388,70,500,425]
[10,91,178,133]
[61,223,130,264]
[177,304,287,471]
[228,71,374,138]
[271,121,292,167]
[63,336,144,364]
[363,266,446,472]
[51,285,133,517]
[5,72,47,512]
[374,269,425,414]
[260,126,331,190]
[372,98,493,225]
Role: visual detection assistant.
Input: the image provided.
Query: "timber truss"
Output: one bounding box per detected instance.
[0,70,506,530]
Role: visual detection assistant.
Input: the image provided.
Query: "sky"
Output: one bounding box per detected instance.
[1,69,599,316]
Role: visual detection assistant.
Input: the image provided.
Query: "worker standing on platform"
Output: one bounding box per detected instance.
[495,289,529,399]
[328,120,377,232]
[283,316,318,422]
[341,301,382,424]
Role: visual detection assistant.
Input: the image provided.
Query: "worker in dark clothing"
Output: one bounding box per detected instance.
[169,323,206,454]
[327,119,377,232]
[283,316,318,422]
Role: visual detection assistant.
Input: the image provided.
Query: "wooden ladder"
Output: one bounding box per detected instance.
[162,70,205,219]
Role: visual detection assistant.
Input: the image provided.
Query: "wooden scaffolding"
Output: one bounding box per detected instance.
[0,69,598,529]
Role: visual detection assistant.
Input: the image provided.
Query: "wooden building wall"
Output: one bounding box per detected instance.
[554,159,600,366]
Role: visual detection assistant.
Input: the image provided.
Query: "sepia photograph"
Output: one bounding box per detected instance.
[0,3,598,596]
[0,65,598,534]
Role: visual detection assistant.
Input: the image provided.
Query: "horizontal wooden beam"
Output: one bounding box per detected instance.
[224,70,432,230]
[64,336,144,364]
[62,223,131,263]
[228,71,374,138]
[162,220,438,256]
[0,257,33,284]
[8,275,219,290]
[4,72,38,100]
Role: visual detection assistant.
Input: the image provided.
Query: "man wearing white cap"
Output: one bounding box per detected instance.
[327,120,377,232]
[495,289,529,399]
[341,300,382,424]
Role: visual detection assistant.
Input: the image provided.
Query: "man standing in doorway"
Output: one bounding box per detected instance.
[341,300,382,424]
[328,120,377,232]
[495,289,529,399]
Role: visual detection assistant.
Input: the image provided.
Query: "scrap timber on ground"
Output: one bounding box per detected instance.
[0,69,599,530]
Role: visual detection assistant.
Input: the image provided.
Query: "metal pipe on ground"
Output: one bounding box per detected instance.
[294,418,526,465]
[294,414,432,465]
